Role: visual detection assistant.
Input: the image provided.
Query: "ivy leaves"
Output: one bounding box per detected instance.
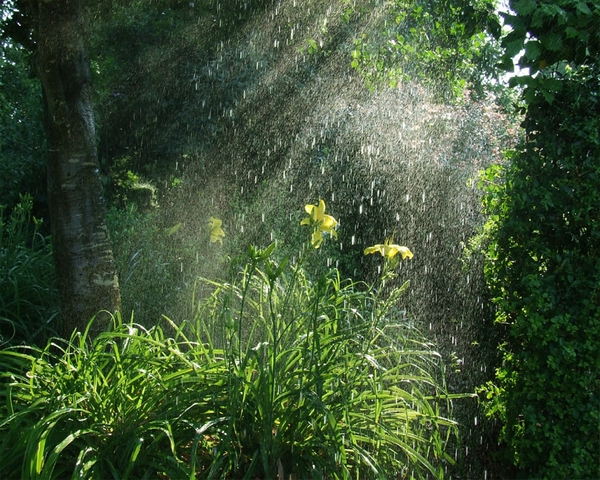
[501,0,600,82]
[481,2,600,477]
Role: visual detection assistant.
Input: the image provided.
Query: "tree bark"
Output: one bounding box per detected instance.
[36,0,121,337]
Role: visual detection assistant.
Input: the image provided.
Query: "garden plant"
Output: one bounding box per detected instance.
[0,201,461,479]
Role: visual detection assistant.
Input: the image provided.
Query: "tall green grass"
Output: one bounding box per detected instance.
[0,242,459,479]
[0,194,59,346]
[195,243,459,479]
[0,315,227,479]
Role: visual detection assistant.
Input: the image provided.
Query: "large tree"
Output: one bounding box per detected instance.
[2,0,121,336]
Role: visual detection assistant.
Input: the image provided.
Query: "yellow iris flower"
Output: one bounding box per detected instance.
[364,238,413,260]
[300,199,338,248]
[208,216,225,244]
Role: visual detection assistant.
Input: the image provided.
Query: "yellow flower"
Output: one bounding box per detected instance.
[364,238,413,260]
[300,199,338,248]
[208,216,225,244]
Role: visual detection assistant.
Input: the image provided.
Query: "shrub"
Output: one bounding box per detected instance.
[0,315,227,479]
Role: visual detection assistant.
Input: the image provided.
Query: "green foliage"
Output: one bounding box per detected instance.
[479,51,600,480]
[107,205,194,323]
[195,243,459,478]
[102,156,157,211]
[0,41,46,211]
[0,243,460,479]
[90,0,271,170]
[501,0,600,73]
[0,315,226,479]
[0,195,58,346]
[480,5,600,476]
[501,0,600,105]
[350,0,501,96]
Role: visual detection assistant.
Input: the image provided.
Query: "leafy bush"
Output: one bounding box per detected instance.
[479,62,600,479]
[0,194,58,346]
[349,0,501,95]
[0,227,460,478]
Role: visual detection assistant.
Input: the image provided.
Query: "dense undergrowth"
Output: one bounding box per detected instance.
[0,195,58,346]
[478,64,600,479]
[0,202,462,479]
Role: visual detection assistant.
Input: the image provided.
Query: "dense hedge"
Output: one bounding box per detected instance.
[482,50,600,480]
[480,2,600,477]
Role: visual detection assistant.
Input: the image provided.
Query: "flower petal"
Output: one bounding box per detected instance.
[321,214,338,229]
[315,199,326,219]
[311,230,323,248]
[210,227,225,244]
[364,245,383,255]
[209,217,222,228]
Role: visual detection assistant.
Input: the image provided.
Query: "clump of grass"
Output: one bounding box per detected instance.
[0,314,228,479]
[0,194,59,346]
[194,242,458,479]
[0,241,460,479]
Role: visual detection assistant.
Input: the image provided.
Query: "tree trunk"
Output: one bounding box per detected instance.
[36,0,121,337]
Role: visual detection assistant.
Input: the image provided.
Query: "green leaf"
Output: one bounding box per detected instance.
[565,26,581,39]
[523,40,542,61]
[512,0,537,16]
[575,1,592,16]
[504,38,525,58]
[540,32,563,52]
